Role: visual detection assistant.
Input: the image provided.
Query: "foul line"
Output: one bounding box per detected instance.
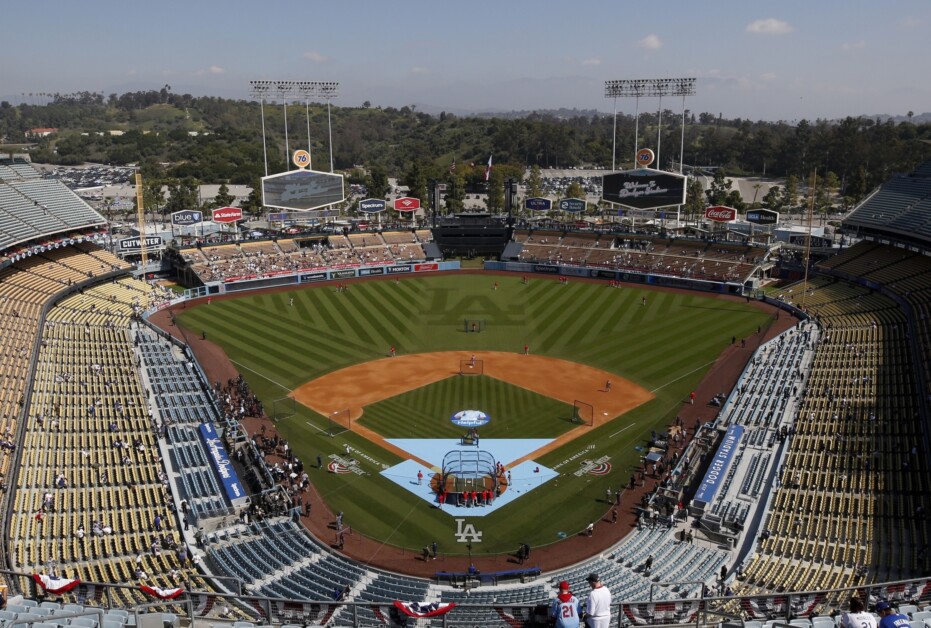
[650,358,718,394]
[230,359,292,392]
[305,421,329,435]
[610,422,636,439]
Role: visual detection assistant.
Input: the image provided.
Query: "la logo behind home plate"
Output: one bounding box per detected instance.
[454,518,483,543]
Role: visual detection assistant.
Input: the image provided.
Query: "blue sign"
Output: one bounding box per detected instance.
[267,211,288,222]
[198,422,245,501]
[359,198,387,213]
[558,198,586,212]
[693,424,744,504]
[525,197,552,212]
[450,410,490,428]
[171,210,203,226]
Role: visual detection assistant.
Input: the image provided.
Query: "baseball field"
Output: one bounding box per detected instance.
[174,273,772,558]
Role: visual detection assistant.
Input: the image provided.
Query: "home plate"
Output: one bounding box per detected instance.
[603,412,609,416]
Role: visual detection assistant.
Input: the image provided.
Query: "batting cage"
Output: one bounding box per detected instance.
[458,358,484,375]
[441,449,498,494]
[271,396,296,422]
[573,399,594,426]
[463,319,486,333]
[328,408,351,437]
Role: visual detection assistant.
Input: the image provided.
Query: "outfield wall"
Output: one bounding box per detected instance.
[143,261,461,316]
[485,260,746,295]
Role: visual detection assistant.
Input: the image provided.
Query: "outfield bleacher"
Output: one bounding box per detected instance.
[513,230,764,283]
[181,230,434,284]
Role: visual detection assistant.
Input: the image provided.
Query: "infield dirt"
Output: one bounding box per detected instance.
[291,351,654,467]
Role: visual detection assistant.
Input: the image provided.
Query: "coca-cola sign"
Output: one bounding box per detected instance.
[704,206,737,222]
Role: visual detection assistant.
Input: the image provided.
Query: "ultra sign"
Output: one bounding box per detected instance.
[525,197,552,212]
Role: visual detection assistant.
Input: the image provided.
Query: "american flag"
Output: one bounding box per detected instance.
[449,159,456,173]
[484,155,493,181]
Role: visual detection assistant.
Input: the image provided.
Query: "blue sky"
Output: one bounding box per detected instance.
[4,0,929,120]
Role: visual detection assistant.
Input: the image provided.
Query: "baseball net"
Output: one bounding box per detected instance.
[441,449,498,494]
[463,319,485,333]
[271,396,296,422]
[328,408,351,437]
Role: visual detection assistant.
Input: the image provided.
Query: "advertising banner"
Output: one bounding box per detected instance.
[694,424,745,504]
[746,209,779,225]
[602,168,687,209]
[212,207,243,223]
[705,206,737,222]
[197,422,245,501]
[262,169,345,211]
[171,210,202,226]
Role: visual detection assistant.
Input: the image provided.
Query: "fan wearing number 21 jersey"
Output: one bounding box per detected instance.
[551,581,581,628]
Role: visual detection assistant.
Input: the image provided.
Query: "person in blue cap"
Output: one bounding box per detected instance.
[876,601,910,628]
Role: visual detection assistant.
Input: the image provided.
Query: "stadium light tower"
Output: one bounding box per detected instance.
[250,80,339,173]
[604,77,695,172]
[316,81,339,173]
[275,81,296,169]
[248,80,273,176]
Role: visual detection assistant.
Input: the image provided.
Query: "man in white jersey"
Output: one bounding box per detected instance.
[584,573,611,628]
[841,596,877,628]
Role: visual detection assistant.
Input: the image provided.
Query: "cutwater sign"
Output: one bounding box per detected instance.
[450,410,490,427]
[198,422,244,501]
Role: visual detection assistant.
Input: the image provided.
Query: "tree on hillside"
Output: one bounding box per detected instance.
[782,174,799,213]
[485,171,505,212]
[685,178,705,224]
[444,173,465,214]
[705,169,733,206]
[366,167,390,200]
[212,183,235,209]
[526,165,543,198]
[142,179,166,224]
[565,180,585,200]
[762,186,784,211]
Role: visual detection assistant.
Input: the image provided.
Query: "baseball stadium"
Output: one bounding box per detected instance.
[0,144,930,628]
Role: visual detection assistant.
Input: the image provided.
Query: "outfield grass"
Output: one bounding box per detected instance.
[176,273,772,554]
[360,375,576,439]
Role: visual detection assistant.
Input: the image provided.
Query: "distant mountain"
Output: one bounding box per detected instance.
[858,112,931,124]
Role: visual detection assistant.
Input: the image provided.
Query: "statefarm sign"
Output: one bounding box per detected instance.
[212,207,243,223]
[704,206,737,222]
